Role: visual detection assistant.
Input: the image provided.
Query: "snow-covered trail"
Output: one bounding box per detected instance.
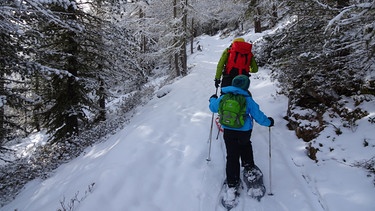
[191,36,323,211]
[0,34,331,211]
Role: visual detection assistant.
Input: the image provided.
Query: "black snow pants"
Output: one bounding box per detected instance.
[223,128,254,187]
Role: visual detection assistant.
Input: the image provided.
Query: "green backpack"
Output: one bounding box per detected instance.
[219,93,247,128]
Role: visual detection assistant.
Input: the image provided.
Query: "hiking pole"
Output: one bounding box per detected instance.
[268,127,274,196]
[206,112,214,162]
[206,88,218,162]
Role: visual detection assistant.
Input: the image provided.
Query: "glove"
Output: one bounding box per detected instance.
[268,117,274,127]
[214,79,221,88]
[209,94,218,101]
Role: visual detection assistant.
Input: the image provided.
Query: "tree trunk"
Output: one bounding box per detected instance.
[181,0,188,75]
[336,0,349,8]
[98,76,106,121]
[65,4,80,138]
[190,18,194,54]
[254,6,262,33]
[174,53,180,76]
[250,0,262,33]
[270,2,278,28]
[140,8,146,53]
[0,74,4,143]
[173,0,181,76]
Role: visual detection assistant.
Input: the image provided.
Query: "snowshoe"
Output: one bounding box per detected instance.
[243,165,266,201]
[220,180,242,210]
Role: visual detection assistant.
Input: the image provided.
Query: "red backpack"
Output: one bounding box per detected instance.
[225,41,253,76]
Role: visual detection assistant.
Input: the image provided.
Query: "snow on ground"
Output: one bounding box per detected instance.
[2,31,375,211]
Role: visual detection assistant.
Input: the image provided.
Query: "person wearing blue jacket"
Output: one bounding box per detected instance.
[209,75,274,201]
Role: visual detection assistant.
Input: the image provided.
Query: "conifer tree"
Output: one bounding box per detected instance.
[0,0,37,146]
[33,1,99,143]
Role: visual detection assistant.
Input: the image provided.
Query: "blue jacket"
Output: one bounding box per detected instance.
[209,86,271,131]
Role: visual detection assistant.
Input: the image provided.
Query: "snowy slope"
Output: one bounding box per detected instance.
[2,32,375,211]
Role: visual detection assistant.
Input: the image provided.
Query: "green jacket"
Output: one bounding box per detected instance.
[215,47,258,80]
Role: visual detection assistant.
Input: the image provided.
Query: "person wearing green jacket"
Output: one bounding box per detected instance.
[214,37,258,89]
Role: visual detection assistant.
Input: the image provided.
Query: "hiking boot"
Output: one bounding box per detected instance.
[224,186,238,203]
[243,166,263,183]
[243,165,266,201]
[222,181,241,209]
